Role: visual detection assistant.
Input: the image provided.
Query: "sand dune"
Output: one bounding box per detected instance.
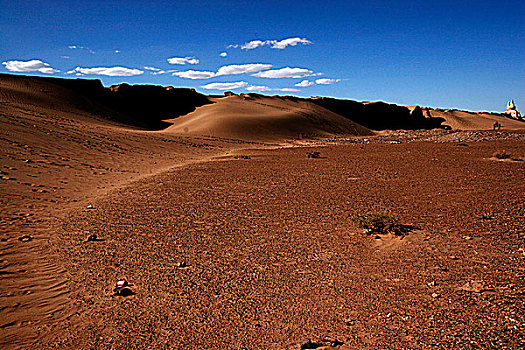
[166,94,373,141]
[423,107,525,130]
[310,97,445,130]
[0,73,211,130]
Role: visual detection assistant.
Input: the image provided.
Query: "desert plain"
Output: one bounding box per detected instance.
[0,74,524,349]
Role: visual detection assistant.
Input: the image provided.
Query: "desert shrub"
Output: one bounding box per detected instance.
[307,151,321,158]
[492,150,522,161]
[492,150,512,159]
[356,211,402,235]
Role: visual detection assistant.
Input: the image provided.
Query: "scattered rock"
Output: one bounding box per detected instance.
[113,280,135,296]
[459,280,493,293]
[431,293,440,298]
[86,234,98,242]
[307,151,321,159]
[176,261,187,268]
[18,235,32,242]
[86,205,93,209]
[115,280,129,289]
[479,214,493,220]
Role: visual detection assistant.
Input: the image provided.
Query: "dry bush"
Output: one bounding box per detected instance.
[492,150,522,161]
[356,211,402,235]
[492,150,512,159]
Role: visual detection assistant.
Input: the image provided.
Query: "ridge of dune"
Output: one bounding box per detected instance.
[422,107,525,130]
[164,94,374,141]
[309,97,445,130]
[0,73,211,130]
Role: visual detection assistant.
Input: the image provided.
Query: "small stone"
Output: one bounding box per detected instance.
[86,234,97,242]
[115,280,129,289]
[177,261,187,268]
[18,235,32,242]
[431,293,440,298]
[86,205,93,209]
[459,280,488,293]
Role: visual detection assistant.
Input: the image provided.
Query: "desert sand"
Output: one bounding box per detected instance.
[1,74,524,349]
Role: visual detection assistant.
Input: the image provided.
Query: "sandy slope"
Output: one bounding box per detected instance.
[424,108,525,131]
[0,76,241,348]
[166,95,373,141]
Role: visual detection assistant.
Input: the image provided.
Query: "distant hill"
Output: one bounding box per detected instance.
[1,74,522,141]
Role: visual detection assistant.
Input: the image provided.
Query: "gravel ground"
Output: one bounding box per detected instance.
[39,139,524,349]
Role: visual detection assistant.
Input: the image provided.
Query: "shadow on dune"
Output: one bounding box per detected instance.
[0,74,212,130]
[310,97,445,130]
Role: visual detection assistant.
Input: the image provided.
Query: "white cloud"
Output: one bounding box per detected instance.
[315,78,341,85]
[68,45,95,54]
[246,85,274,92]
[270,37,312,49]
[234,37,312,50]
[143,67,176,75]
[252,67,314,78]
[2,59,60,73]
[69,66,144,76]
[114,50,120,53]
[172,70,216,79]
[245,85,301,93]
[167,56,199,65]
[200,81,249,90]
[295,80,315,87]
[216,63,272,76]
[172,63,272,79]
[241,40,267,50]
[220,52,228,57]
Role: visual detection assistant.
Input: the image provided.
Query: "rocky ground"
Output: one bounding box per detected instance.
[27,135,525,349]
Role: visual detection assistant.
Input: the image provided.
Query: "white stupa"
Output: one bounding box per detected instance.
[505,99,522,119]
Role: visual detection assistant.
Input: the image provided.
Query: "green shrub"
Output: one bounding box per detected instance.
[356,211,402,235]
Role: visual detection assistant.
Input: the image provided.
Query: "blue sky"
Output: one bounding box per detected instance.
[1,0,523,111]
